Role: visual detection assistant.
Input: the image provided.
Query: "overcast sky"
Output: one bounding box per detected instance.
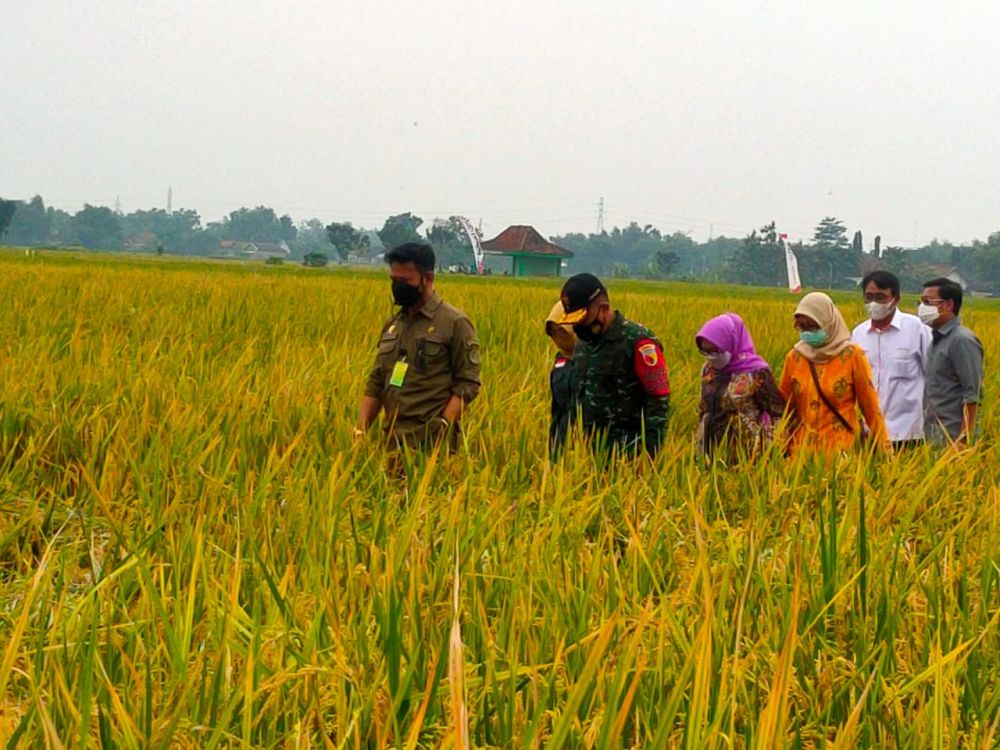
[3,1,999,246]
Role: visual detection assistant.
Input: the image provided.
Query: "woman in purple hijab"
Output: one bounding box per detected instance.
[695,313,786,462]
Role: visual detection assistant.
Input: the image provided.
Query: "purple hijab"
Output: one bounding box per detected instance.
[696,313,771,374]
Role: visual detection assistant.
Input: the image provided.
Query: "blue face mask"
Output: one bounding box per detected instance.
[799,329,828,348]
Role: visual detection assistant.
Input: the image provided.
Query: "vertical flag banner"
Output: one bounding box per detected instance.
[781,232,802,293]
[455,216,486,275]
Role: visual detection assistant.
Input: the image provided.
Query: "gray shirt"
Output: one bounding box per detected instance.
[924,317,984,443]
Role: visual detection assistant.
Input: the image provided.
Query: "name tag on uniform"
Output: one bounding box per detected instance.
[389,360,409,387]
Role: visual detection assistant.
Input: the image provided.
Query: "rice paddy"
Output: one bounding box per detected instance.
[0,248,997,748]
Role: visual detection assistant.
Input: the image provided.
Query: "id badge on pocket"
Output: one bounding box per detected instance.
[390,360,408,387]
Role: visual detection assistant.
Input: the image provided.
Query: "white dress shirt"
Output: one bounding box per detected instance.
[851,308,932,442]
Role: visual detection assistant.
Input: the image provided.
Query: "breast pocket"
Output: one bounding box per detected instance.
[416,333,448,373]
[889,356,918,380]
[377,336,399,369]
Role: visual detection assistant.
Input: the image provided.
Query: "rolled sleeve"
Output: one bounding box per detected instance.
[449,317,482,402]
[952,336,984,404]
[364,357,385,400]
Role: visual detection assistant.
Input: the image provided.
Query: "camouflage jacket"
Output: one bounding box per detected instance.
[573,311,671,455]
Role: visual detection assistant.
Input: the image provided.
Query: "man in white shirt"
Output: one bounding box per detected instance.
[850,271,932,447]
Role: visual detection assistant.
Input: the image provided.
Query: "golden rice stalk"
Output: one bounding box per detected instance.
[448,543,469,750]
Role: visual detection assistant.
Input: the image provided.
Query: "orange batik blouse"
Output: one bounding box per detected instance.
[778,344,889,455]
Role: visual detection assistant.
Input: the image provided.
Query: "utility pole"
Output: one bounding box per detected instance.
[167,186,173,215]
[596,197,605,233]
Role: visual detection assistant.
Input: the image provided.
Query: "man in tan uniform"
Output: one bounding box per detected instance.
[356,242,481,449]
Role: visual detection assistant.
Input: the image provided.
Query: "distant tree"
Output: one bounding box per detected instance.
[653,249,680,278]
[288,218,329,259]
[378,212,424,250]
[426,217,475,267]
[972,232,1000,290]
[0,198,17,241]
[8,195,50,245]
[610,261,631,278]
[278,214,297,242]
[725,222,785,287]
[805,217,861,288]
[223,206,282,242]
[298,218,327,243]
[326,221,370,262]
[74,204,123,249]
[852,230,863,254]
[813,217,850,249]
[121,208,202,251]
[46,206,76,245]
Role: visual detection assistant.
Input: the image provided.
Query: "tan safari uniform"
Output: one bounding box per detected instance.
[364,292,481,448]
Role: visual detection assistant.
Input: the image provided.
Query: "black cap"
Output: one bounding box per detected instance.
[557,273,607,323]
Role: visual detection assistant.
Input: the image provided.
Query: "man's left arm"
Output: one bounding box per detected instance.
[633,338,671,452]
[952,335,984,442]
[443,317,482,423]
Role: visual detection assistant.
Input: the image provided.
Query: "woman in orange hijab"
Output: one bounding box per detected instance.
[779,292,889,455]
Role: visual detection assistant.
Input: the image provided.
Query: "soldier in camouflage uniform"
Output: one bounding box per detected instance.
[556,274,671,456]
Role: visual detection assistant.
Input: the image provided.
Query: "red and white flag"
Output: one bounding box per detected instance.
[780,232,802,293]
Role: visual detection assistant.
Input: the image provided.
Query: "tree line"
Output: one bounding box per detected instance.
[2,194,1000,291]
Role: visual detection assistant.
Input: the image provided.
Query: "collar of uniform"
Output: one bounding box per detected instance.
[416,292,443,319]
[935,316,960,338]
[601,311,625,341]
[869,307,903,332]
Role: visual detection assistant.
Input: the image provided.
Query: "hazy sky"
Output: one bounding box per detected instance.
[3,1,999,246]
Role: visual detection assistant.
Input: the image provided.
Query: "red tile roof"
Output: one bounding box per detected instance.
[481,225,573,257]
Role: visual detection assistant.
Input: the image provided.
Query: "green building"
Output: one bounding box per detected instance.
[481,225,572,277]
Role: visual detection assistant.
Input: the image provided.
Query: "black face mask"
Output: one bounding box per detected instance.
[573,318,603,343]
[392,279,422,308]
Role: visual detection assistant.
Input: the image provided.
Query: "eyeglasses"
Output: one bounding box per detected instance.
[919,297,945,306]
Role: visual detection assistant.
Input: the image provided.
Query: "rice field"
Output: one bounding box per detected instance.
[0,247,997,748]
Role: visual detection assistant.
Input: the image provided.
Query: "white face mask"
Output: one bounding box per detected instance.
[917,303,940,326]
[865,301,895,321]
[702,351,732,370]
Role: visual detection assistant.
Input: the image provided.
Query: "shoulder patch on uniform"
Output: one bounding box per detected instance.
[633,338,670,397]
[638,342,658,367]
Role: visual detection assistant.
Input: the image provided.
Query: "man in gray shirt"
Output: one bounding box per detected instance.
[918,277,984,446]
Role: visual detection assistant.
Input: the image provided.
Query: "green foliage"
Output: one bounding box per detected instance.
[223,206,296,243]
[264,256,284,265]
[74,204,123,249]
[120,208,203,252]
[813,216,850,249]
[302,251,329,267]
[725,222,786,287]
[425,217,474,268]
[326,221,369,262]
[378,212,424,251]
[7,195,50,245]
[653,249,680,278]
[972,232,1000,291]
[0,198,17,240]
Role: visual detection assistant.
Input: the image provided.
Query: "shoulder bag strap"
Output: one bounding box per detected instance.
[807,360,854,434]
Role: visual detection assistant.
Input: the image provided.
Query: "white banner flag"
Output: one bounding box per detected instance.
[780,233,801,293]
[455,216,486,275]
